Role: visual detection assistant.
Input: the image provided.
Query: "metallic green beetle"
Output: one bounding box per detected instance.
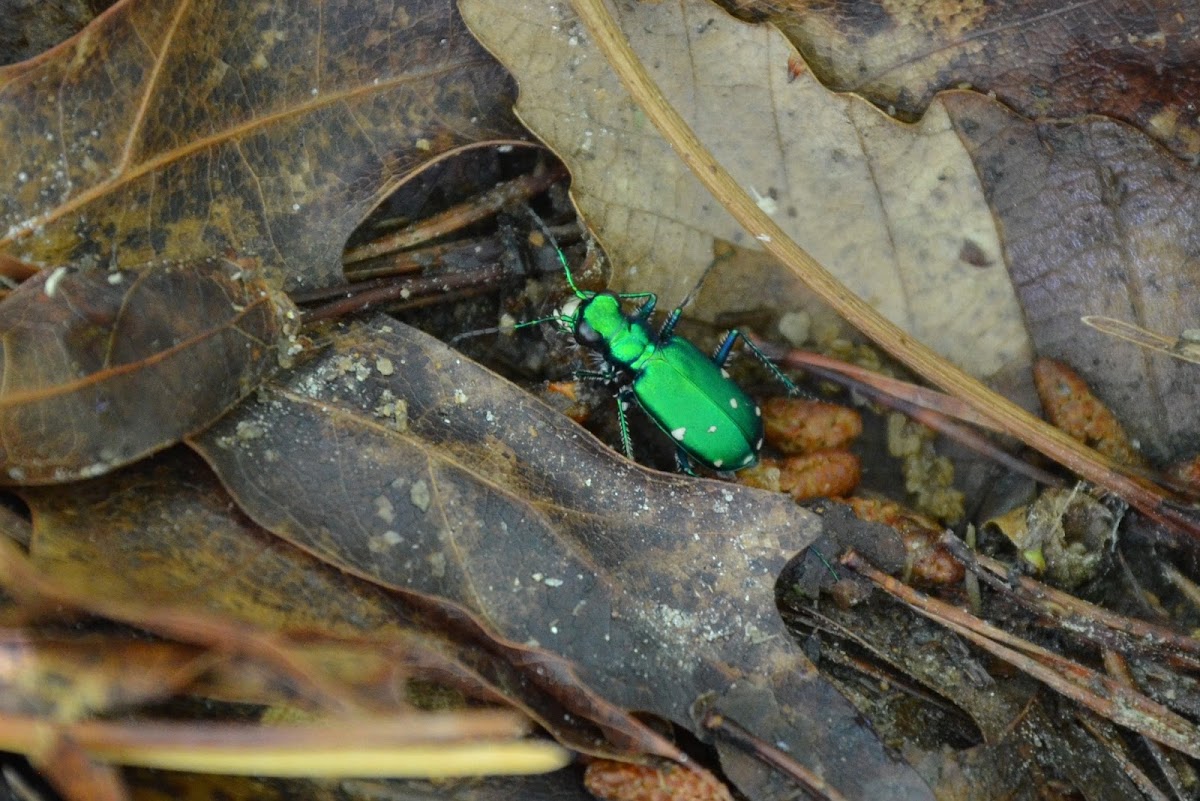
[563,290,765,471]
[532,226,797,472]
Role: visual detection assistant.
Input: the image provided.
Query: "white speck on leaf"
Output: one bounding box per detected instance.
[43,267,68,297]
[410,479,431,511]
[374,495,395,523]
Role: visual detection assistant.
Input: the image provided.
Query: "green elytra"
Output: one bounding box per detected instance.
[521,219,799,473]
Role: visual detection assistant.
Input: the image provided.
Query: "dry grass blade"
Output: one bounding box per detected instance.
[1082,316,1200,366]
[0,536,358,715]
[0,712,568,778]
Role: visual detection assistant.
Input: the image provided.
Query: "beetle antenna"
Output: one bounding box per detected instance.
[525,206,587,298]
[448,315,571,345]
[448,326,504,345]
[673,256,721,313]
[513,315,572,330]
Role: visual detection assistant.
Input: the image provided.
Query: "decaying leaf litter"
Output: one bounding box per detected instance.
[0,0,1199,799]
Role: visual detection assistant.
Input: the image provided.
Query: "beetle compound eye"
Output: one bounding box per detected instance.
[576,319,602,345]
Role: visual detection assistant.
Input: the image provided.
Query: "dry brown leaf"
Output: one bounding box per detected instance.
[0,258,296,484]
[459,0,1030,383]
[738,1,1200,161]
[0,0,524,291]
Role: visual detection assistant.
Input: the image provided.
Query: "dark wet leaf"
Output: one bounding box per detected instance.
[21,449,675,761]
[944,93,1200,461]
[795,587,1148,799]
[189,316,927,800]
[745,0,1200,161]
[0,0,523,291]
[0,258,296,484]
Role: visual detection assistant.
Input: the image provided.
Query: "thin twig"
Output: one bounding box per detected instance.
[1102,650,1192,800]
[840,550,1200,758]
[344,165,565,265]
[939,534,1200,669]
[761,343,1064,489]
[301,263,509,325]
[344,235,504,284]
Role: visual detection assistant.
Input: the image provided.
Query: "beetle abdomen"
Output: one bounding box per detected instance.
[633,338,762,470]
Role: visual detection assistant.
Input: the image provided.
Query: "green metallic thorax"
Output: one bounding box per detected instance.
[573,294,762,471]
[574,294,653,367]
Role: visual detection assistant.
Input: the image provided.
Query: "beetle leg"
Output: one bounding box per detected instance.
[674,447,698,476]
[657,307,683,340]
[711,329,740,367]
[617,292,658,321]
[615,386,636,460]
[573,369,614,384]
[717,330,808,397]
[811,545,841,581]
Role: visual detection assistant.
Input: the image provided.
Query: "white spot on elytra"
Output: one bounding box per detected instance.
[721,368,730,378]
[671,427,687,441]
[707,425,717,433]
[755,405,761,417]
[729,398,739,409]
[741,454,754,465]
[713,459,724,468]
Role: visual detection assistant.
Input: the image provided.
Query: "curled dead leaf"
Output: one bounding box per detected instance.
[0,258,297,484]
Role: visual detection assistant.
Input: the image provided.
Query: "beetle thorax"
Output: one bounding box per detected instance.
[575,293,653,369]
